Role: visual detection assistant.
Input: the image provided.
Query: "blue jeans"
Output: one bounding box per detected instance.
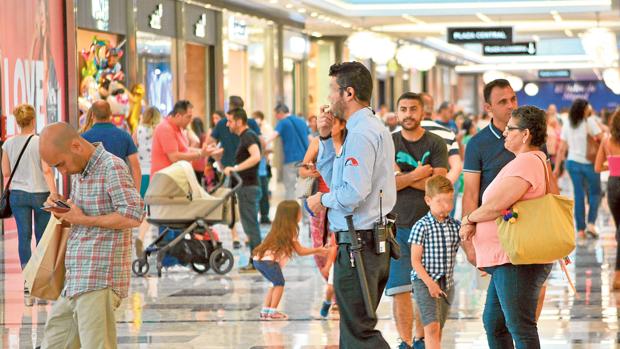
[254,260,285,286]
[9,190,51,269]
[385,226,413,295]
[258,175,271,221]
[482,263,553,349]
[565,160,601,230]
[237,185,261,253]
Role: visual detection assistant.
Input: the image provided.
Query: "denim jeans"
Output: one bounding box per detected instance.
[9,190,51,269]
[565,160,601,230]
[258,175,271,221]
[482,263,553,349]
[237,185,262,253]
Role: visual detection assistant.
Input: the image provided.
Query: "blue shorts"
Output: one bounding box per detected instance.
[386,226,413,296]
[253,260,285,286]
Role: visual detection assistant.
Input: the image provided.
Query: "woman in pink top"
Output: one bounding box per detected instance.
[460,106,553,349]
[594,108,620,290]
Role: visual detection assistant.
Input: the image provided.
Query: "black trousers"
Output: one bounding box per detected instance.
[607,176,620,270]
[334,236,391,349]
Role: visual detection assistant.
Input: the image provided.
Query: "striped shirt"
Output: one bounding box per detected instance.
[409,211,461,289]
[63,144,144,299]
[421,120,460,157]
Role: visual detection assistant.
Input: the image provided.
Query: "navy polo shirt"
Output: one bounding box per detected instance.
[82,122,138,161]
[463,119,548,205]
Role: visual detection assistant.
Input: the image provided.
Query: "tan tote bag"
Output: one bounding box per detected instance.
[23,216,71,300]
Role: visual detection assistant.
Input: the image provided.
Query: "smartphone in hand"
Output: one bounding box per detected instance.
[42,200,71,213]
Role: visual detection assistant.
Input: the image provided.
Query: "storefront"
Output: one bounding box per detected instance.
[180,4,217,120]
[1,0,70,136]
[282,29,309,116]
[76,0,128,128]
[223,12,276,116]
[136,0,177,116]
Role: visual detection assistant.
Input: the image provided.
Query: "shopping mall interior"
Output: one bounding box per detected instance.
[1,0,620,348]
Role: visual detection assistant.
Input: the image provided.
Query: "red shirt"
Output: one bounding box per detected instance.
[151,118,189,175]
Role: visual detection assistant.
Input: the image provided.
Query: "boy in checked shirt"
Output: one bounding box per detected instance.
[409,176,476,349]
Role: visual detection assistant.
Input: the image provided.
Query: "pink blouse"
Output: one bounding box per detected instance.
[473,151,547,268]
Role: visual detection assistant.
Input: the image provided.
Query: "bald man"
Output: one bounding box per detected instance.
[39,122,144,349]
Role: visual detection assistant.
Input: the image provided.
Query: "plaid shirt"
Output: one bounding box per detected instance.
[408,211,461,289]
[63,144,144,299]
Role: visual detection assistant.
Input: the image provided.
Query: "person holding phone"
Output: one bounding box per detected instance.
[38,122,144,348]
[2,104,57,306]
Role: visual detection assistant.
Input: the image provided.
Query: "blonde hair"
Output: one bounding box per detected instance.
[141,106,161,128]
[79,107,95,134]
[252,201,300,260]
[13,104,35,128]
[425,175,454,197]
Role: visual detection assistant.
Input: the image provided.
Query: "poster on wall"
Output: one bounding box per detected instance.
[0,0,67,137]
[517,81,620,112]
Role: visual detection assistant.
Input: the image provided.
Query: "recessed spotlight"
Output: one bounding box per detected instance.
[285,3,293,9]
[564,29,574,37]
[310,12,318,17]
[298,8,306,13]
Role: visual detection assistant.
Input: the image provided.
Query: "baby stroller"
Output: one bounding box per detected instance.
[132,161,240,277]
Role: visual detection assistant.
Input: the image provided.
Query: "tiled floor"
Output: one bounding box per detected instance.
[1,177,619,348]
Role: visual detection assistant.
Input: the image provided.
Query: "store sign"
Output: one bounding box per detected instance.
[194,14,207,38]
[483,42,536,56]
[149,4,163,30]
[91,0,109,31]
[229,16,248,44]
[538,69,571,79]
[447,27,512,44]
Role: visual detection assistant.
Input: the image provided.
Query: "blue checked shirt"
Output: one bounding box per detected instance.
[409,211,461,289]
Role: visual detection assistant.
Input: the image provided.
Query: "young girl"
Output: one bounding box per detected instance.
[253,200,328,320]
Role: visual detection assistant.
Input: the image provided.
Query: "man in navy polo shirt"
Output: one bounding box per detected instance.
[82,100,141,192]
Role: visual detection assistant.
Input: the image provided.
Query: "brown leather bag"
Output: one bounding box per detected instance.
[585,119,600,163]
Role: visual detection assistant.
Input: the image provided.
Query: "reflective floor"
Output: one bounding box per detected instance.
[1,177,619,348]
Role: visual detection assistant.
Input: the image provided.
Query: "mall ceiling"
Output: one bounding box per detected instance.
[225,0,620,81]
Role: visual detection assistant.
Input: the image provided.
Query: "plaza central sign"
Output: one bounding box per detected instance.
[447,27,512,44]
[483,42,536,56]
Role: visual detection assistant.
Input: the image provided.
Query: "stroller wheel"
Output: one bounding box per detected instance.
[191,262,210,274]
[132,259,149,277]
[209,248,234,275]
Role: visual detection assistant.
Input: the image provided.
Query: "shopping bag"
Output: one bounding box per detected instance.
[23,216,70,300]
[497,155,576,264]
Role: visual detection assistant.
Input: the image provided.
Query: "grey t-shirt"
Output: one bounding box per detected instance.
[2,135,50,193]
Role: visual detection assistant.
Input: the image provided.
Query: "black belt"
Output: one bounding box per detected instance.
[335,229,373,245]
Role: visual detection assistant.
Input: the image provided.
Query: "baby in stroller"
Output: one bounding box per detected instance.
[132,161,240,277]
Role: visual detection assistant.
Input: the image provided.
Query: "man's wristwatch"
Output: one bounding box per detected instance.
[319,134,332,141]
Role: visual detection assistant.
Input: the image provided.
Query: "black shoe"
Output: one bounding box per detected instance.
[239,264,257,273]
[233,241,242,249]
[260,218,271,225]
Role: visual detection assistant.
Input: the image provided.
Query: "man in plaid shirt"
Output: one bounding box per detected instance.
[38,123,144,348]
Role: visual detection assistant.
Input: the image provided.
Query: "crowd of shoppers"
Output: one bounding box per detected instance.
[6,65,620,349]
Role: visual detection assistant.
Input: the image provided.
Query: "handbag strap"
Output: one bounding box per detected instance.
[533,153,551,195]
[287,117,308,149]
[5,135,34,190]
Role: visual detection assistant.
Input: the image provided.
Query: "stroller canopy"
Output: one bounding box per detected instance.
[145,161,209,202]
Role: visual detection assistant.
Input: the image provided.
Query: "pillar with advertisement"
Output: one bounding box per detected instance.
[0,0,68,138]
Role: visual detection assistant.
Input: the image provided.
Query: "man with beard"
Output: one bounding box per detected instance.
[307,61,396,348]
[388,92,448,349]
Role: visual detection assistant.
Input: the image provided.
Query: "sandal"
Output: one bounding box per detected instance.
[269,311,288,320]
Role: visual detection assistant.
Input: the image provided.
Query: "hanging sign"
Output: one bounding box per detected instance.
[447,27,512,44]
[483,42,536,56]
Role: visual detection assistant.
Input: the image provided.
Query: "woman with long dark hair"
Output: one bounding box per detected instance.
[595,108,620,289]
[554,98,603,239]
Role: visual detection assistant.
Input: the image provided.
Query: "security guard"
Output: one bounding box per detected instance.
[307,61,396,349]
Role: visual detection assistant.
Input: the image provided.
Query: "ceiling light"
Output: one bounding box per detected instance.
[532,35,540,42]
[402,14,425,25]
[396,44,436,71]
[269,0,277,3]
[581,27,618,66]
[564,29,574,37]
[506,75,524,91]
[285,3,293,9]
[476,13,493,23]
[483,70,506,84]
[310,12,318,17]
[550,10,562,22]
[297,8,306,13]
[310,31,323,38]
[524,83,539,96]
